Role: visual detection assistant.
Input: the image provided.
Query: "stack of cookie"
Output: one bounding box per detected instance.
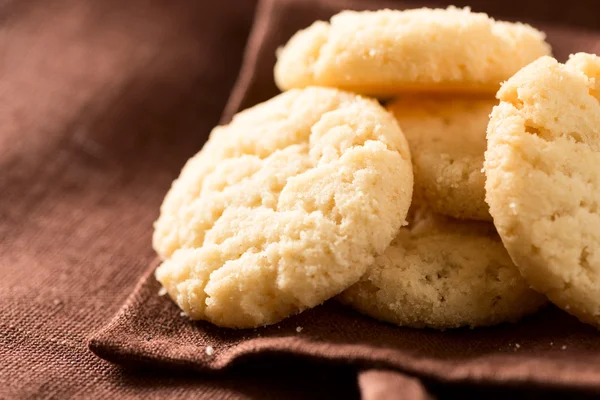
[152,7,600,331]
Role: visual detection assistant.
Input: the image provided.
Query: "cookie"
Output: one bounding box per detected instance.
[387,96,494,221]
[275,7,551,97]
[153,87,413,328]
[485,53,600,328]
[338,205,547,329]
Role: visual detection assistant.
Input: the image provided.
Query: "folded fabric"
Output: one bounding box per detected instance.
[89,0,600,397]
[0,0,278,398]
[90,260,600,390]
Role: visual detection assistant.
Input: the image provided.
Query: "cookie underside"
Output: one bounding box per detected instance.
[339,207,546,329]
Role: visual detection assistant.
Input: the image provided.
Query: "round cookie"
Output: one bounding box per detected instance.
[338,205,547,329]
[387,96,495,221]
[153,87,413,328]
[485,53,600,329]
[275,7,551,97]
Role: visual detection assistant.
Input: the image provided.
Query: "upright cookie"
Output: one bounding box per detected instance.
[153,87,413,328]
[387,96,494,221]
[338,205,546,329]
[275,7,550,97]
[485,53,600,328]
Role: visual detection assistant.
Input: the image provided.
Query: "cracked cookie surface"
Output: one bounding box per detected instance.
[275,7,550,97]
[485,53,600,328]
[387,95,495,221]
[338,205,546,329]
[153,87,413,328]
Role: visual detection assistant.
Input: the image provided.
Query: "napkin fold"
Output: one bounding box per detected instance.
[89,0,600,397]
[90,259,600,391]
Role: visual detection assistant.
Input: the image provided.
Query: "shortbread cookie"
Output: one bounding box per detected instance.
[387,96,494,221]
[339,206,546,329]
[275,7,551,97]
[485,53,600,329]
[153,87,413,328]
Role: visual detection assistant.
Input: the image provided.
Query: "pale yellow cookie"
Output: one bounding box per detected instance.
[387,96,494,221]
[485,53,600,328]
[153,87,413,328]
[338,205,546,329]
[275,7,551,97]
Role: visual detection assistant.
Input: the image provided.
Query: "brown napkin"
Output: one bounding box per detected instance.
[91,261,600,389]
[0,0,318,398]
[89,0,600,397]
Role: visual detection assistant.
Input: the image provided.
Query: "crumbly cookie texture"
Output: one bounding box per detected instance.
[338,205,547,329]
[387,96,494,221]
[153,87,413,328]
[485,53,600,328]
[275,7,551,97]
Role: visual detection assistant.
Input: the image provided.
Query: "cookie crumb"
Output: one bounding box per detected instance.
[562,345,567,350]
[550,342,554,346]
[158,287,168,296]
[205,346,214,356]
[296,326,303,333]
[515,343,520,349]
[180,311,187,317]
